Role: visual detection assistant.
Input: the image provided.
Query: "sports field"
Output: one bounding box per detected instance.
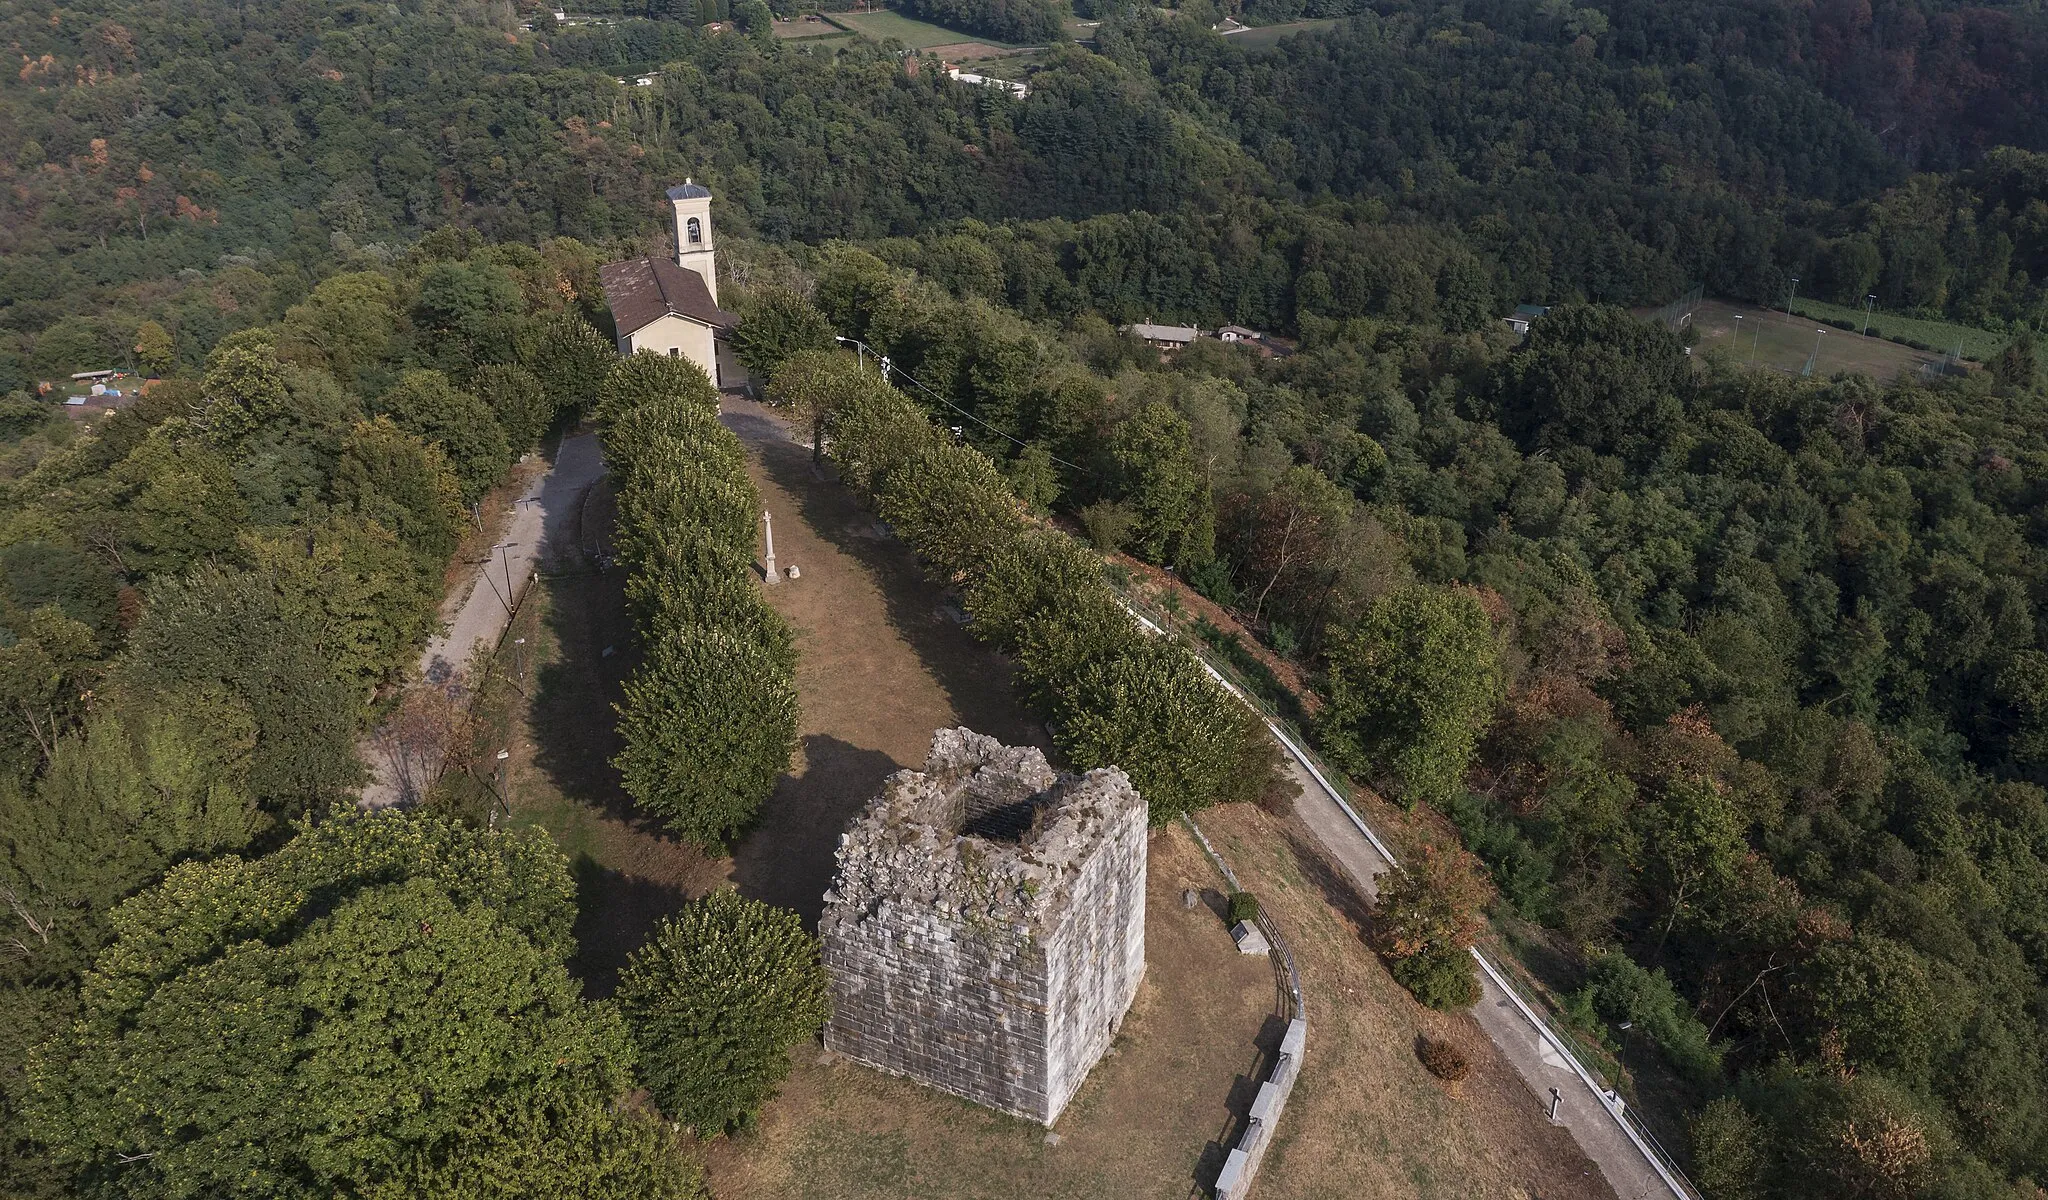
[771,14,852,39]
[826,9,1026,49]
[1791,298,2001,363]
[1688,300,1946,382]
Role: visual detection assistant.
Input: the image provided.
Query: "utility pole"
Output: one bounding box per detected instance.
[762,509,778,585]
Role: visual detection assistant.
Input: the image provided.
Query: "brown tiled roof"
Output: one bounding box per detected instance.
[598,257,735,336]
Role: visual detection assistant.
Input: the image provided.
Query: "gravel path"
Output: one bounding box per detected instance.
[361,433,607,807]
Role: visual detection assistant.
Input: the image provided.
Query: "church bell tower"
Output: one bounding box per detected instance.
[668,179,717,304]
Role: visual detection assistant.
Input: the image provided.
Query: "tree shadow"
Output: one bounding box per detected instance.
[569,852,690,998]
[526,565,649,828]
[1190,1012,1291,1193]
[731,733,903,928]
[720,403,1052,757]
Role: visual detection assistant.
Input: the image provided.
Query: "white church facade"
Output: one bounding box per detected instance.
[598,181,749,390]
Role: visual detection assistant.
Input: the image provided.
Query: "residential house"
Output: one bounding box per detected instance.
[1126,321,1199,350]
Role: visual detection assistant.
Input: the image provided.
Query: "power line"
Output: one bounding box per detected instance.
[834,337,1096,478]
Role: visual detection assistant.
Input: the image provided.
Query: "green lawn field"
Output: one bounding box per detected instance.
[1689,300,1944,382]
[1790,297,2003,363]
[825,9,1025,49]
[1228,16,1344,50]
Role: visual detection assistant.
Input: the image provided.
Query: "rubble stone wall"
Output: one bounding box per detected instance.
[820,728,1147,1125]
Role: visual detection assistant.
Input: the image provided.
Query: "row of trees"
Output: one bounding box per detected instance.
[758,337,1281,824]
[600,353,800,848]
[898,0,1063,44]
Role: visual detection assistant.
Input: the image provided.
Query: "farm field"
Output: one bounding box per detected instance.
[1228,16,1345,50]
[825,9,1027,49]
[1791,297,2002,362]
[1687,299,1945,382]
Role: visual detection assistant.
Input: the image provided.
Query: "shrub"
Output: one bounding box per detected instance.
[1574,949,1724,1083]
[1417,1034,1471,1082]
[616,890,831,1136]
[1079,499,1138,554]
[1391,944,1481,1011]
[1226,891,1261,925]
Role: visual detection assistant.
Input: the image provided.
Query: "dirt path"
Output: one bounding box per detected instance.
[720,400,1050,924]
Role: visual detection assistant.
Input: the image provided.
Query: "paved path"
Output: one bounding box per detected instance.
[361,432,607,806]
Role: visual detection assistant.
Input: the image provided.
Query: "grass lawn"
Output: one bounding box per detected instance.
[825,9,1025,49]
[1791,297,2003,362]
[770,14,851,38]
[1228,16,1344,50]
[1688,298,1946,382]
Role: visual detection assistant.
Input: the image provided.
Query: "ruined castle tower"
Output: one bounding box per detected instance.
[820,728,1147,1126]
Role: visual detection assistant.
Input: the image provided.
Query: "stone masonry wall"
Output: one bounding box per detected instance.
[820,728,1147,1125]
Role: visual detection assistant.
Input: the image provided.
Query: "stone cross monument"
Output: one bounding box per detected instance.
[820,728,1147,1125]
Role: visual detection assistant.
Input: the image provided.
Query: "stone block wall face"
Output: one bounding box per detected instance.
[821,728,1147,1126]
[1040,807,1147,1118]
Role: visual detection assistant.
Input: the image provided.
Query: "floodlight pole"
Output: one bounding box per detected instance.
[1786,276,1799,320]
[1863,294,1876,337]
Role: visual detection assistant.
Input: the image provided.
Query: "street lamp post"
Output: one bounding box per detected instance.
[1786,276,1799,320]
[1863,294,1877,337]
[1733,314,1743,365]
[1811,328,1826,375]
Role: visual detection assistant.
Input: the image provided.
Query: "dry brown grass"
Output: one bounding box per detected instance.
[1196,802,1614,1199]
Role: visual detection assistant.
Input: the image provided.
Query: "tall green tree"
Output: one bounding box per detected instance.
[374,370,510,502]
[615,890,830,1135]
[25,810,646,1200]
[1109,400,1214,570]
[613,628,798,849]
[730,287,836,381]
[1321,585,1503,804]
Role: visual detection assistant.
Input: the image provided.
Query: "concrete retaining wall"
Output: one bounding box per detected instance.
[1215,1018,1307,1200]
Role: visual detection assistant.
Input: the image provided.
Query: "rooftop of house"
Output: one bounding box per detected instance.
[597,256,734,336]
[1513,303,1551,319]
[1128,322,1199,342]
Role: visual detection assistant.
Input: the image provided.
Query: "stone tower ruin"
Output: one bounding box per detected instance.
[820,728,1147,1125]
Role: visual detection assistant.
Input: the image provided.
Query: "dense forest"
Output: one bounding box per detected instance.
[6,0,2048,1197]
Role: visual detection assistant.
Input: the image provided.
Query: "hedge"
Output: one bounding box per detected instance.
[601,352,798,848]
[808,361,1276,824]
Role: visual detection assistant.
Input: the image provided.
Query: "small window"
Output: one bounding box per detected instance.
[686,216,702,245]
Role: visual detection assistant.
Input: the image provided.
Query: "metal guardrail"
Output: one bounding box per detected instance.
[1117,589,1700,1200]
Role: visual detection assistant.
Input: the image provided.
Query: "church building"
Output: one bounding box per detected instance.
[598,181,748,389]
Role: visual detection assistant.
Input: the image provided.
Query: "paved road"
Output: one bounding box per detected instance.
[1288,759,1680,1200]
[360,432,607,807]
